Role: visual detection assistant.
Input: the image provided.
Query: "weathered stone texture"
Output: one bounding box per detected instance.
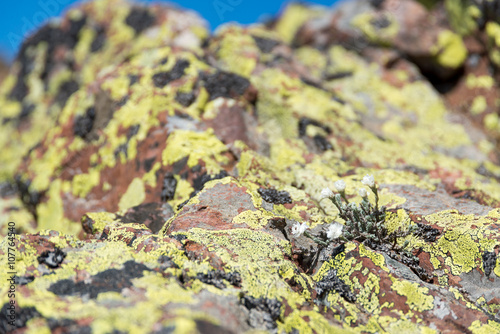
[1,0,500,333]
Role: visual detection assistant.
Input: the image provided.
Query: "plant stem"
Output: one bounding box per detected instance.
[304,231,329,246]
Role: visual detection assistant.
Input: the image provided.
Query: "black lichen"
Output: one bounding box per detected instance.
[73,107,96,139]
[200,71,250,100]
[10,17,85,101]
[0,303,41,333]
[48,261,150,298]
[323,71,354,81]
[313,134,333,151]
[258,188,292,204]
[170,234,187,242]
[46,318,92,334]
[194,270,242,289]
[14,275,35,286]
[252,35,280,53]
[67,16,87,48]
[37,247,66,268]
[195,320,233,334]
[161,173,177,202]
[9,73,28,102]
[268,217,287,232]
[127,124,140,138]
[330,243,346,259]
[114,143,128,159]
[483,251,497,277]
[125,7,156,34]
[370,0,385,9]
[192,170,228,194]
[414,223,440,242]
[128,74,140,86]
[14,176,41,217]
[298,117,331,137]
[152,59,190,88]
[143,157,156,172]
[366,239,431,282]
[18,103,35,123]
[175,91,196,107]
[113,125,139,159]
[241,296,282,329]
[315,269,356,303]
[90,26,106,52]
[55,79,79,106]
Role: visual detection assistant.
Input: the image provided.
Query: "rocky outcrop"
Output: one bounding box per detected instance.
[1,0,500,333]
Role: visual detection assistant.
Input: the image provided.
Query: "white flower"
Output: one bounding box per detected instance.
[327,223,343,240]
[291,222,308,237]
[321,187,334,199]
[334,180,346,192]
[361,174,375,188]
[358,187,367,198]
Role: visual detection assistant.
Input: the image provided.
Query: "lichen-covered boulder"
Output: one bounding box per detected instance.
[1,0,500,333]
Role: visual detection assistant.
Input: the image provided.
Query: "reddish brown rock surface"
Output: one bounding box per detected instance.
[1,0,500,333]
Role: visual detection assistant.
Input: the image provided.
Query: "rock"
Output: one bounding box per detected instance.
[1,0,500,333]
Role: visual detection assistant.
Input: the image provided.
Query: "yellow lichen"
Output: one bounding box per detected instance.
[466,74,495,89]
[231,209,274,229]
[212,25,258,77]
[390,279,434,312]
[431,30,467,69]
[471,96,487,115]
[275,4,321,44]
[486,22,500,68]
[37,180,80,235]
[72,169,100,198]
[118,177,146,211]
[351,12,399,46]
[162,129,228,174]
[469,319,500,334]
[423,210,494,276]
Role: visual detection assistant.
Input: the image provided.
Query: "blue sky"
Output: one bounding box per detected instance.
[0,0,341,62]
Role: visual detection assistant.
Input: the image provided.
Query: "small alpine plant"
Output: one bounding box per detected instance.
[291,174,416,252]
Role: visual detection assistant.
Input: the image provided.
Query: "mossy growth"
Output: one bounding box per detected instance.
[291,175,418,269]
[323,176,417,255]
[445,0,481,36]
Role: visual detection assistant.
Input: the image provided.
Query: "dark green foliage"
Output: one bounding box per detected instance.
[328,184,417,254]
